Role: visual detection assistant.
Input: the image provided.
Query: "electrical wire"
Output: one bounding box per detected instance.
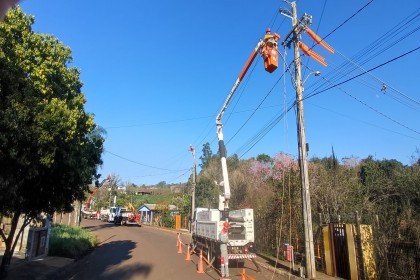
[304,46,420,101]
[235,44,420,159]
[117,2,417,183]
[305,9,420,108]
[167,168,194,184]
[318,0,374,43]
[105,149,190,172]
[226,69,287,145]
[104,115,214,129]
[306,65,420,135]
[302,0,328,79]
[236,101,295,158]
[307,101,419,140]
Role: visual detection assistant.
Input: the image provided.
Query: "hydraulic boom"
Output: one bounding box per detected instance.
[216,29,280,214]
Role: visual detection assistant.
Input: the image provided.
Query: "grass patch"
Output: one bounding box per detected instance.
[49,224,97,259]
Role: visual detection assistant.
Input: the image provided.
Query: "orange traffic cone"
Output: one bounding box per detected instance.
[177,240,183,254]
[197,250,205,274]
[241,268,246,280]
[185,244,191,261]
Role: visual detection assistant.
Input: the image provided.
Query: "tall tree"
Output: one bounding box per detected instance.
[256,153,272,164]
[195,177,218,209]
[0,8,104,275]
[199,142,213,168]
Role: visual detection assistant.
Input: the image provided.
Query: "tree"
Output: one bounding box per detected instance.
[199,142,213,168]
[125,183,138,196]
[195,177,218,208]
[156,181,167,188]
[226,153,239,170]
[256,153,272,164]
[0,8,104,275]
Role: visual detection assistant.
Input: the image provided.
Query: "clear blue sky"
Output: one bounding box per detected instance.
[19,0,419,186]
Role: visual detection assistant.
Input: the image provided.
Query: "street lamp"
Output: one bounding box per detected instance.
[302,70,320,85]
[301,71,320,93]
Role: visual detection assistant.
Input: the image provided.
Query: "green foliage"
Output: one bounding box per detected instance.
[171,195,190,215]
[49,224,97,258]
[156,181,167,188]
[256,154,272,164]
[227,153,240,170]
[0,7,104,217]
[199,142,213,168]
[161,214,175,228]
[195,147,420,271]
[0,8,104,272]
[195,176,218,208]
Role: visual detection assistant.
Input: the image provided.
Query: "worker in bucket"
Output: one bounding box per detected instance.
[219,221,230,279]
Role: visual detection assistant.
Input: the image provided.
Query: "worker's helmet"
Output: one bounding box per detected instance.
[223,221,229,230]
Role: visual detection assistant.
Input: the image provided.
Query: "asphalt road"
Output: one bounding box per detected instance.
[53,219,290,280]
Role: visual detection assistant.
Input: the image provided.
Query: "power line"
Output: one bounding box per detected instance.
[306,8,420,104]
[307,101,419,140]
[168,168,194,184]
[104,115,214,129]
[236,101,295,158]
[226,69,287,146]
[306,63,420,135]
[235,35,420,158]
[305,46,420,100]
[339,84,419,134]
[105,149,190,172]
[320,0,374,43]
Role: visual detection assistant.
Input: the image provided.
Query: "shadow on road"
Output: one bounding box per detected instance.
[93,240,153,280]
[96,263,153,280]
[50,239,153,280]
[81,222,116,231]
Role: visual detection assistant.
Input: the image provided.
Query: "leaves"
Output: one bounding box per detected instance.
[0,7,104,218]
[196,143,420,256]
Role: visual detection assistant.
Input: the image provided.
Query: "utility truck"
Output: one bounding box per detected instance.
[81,206,97,219]
[191,29,280,268]
[114,203,141,226]
[82,176,111,219]
[100,206,117,222]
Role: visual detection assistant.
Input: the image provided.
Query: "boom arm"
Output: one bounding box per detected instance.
[216,41,264,213]
[216,29,280,213]
[85,176,111,210]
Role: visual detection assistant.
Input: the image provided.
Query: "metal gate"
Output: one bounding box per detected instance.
[26,227,49,260]
[330,223,350,279]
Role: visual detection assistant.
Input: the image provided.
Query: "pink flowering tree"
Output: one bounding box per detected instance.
[272,153,298,182]
[250,152,302,253]
[250,160,271,182]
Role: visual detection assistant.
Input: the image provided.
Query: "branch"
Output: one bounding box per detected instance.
[11,215,32,254]
[0,227,6,244]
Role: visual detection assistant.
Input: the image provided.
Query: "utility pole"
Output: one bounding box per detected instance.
[282,1,316,278]
[189,144,197,231]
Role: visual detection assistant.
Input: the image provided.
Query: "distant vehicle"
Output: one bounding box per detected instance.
[100,206,117,222]
[82,176,111,219]
[114,203,141,226]
[81,206,97,219]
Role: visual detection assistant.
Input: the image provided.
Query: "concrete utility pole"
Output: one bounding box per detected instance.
[189,144,197,231]
[286,1,316,278]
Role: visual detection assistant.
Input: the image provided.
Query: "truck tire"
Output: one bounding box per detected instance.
[204,241,217,267]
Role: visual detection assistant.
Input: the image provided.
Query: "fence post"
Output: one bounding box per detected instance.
[318,212,325,272]
[416,239,420,280]
[375,214,389,280]
[355,211,365,280]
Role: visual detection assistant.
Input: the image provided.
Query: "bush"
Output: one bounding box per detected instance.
[161,215,175,228]
[49,224,97,259]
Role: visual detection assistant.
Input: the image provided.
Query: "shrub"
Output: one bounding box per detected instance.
[49,224,97,258]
